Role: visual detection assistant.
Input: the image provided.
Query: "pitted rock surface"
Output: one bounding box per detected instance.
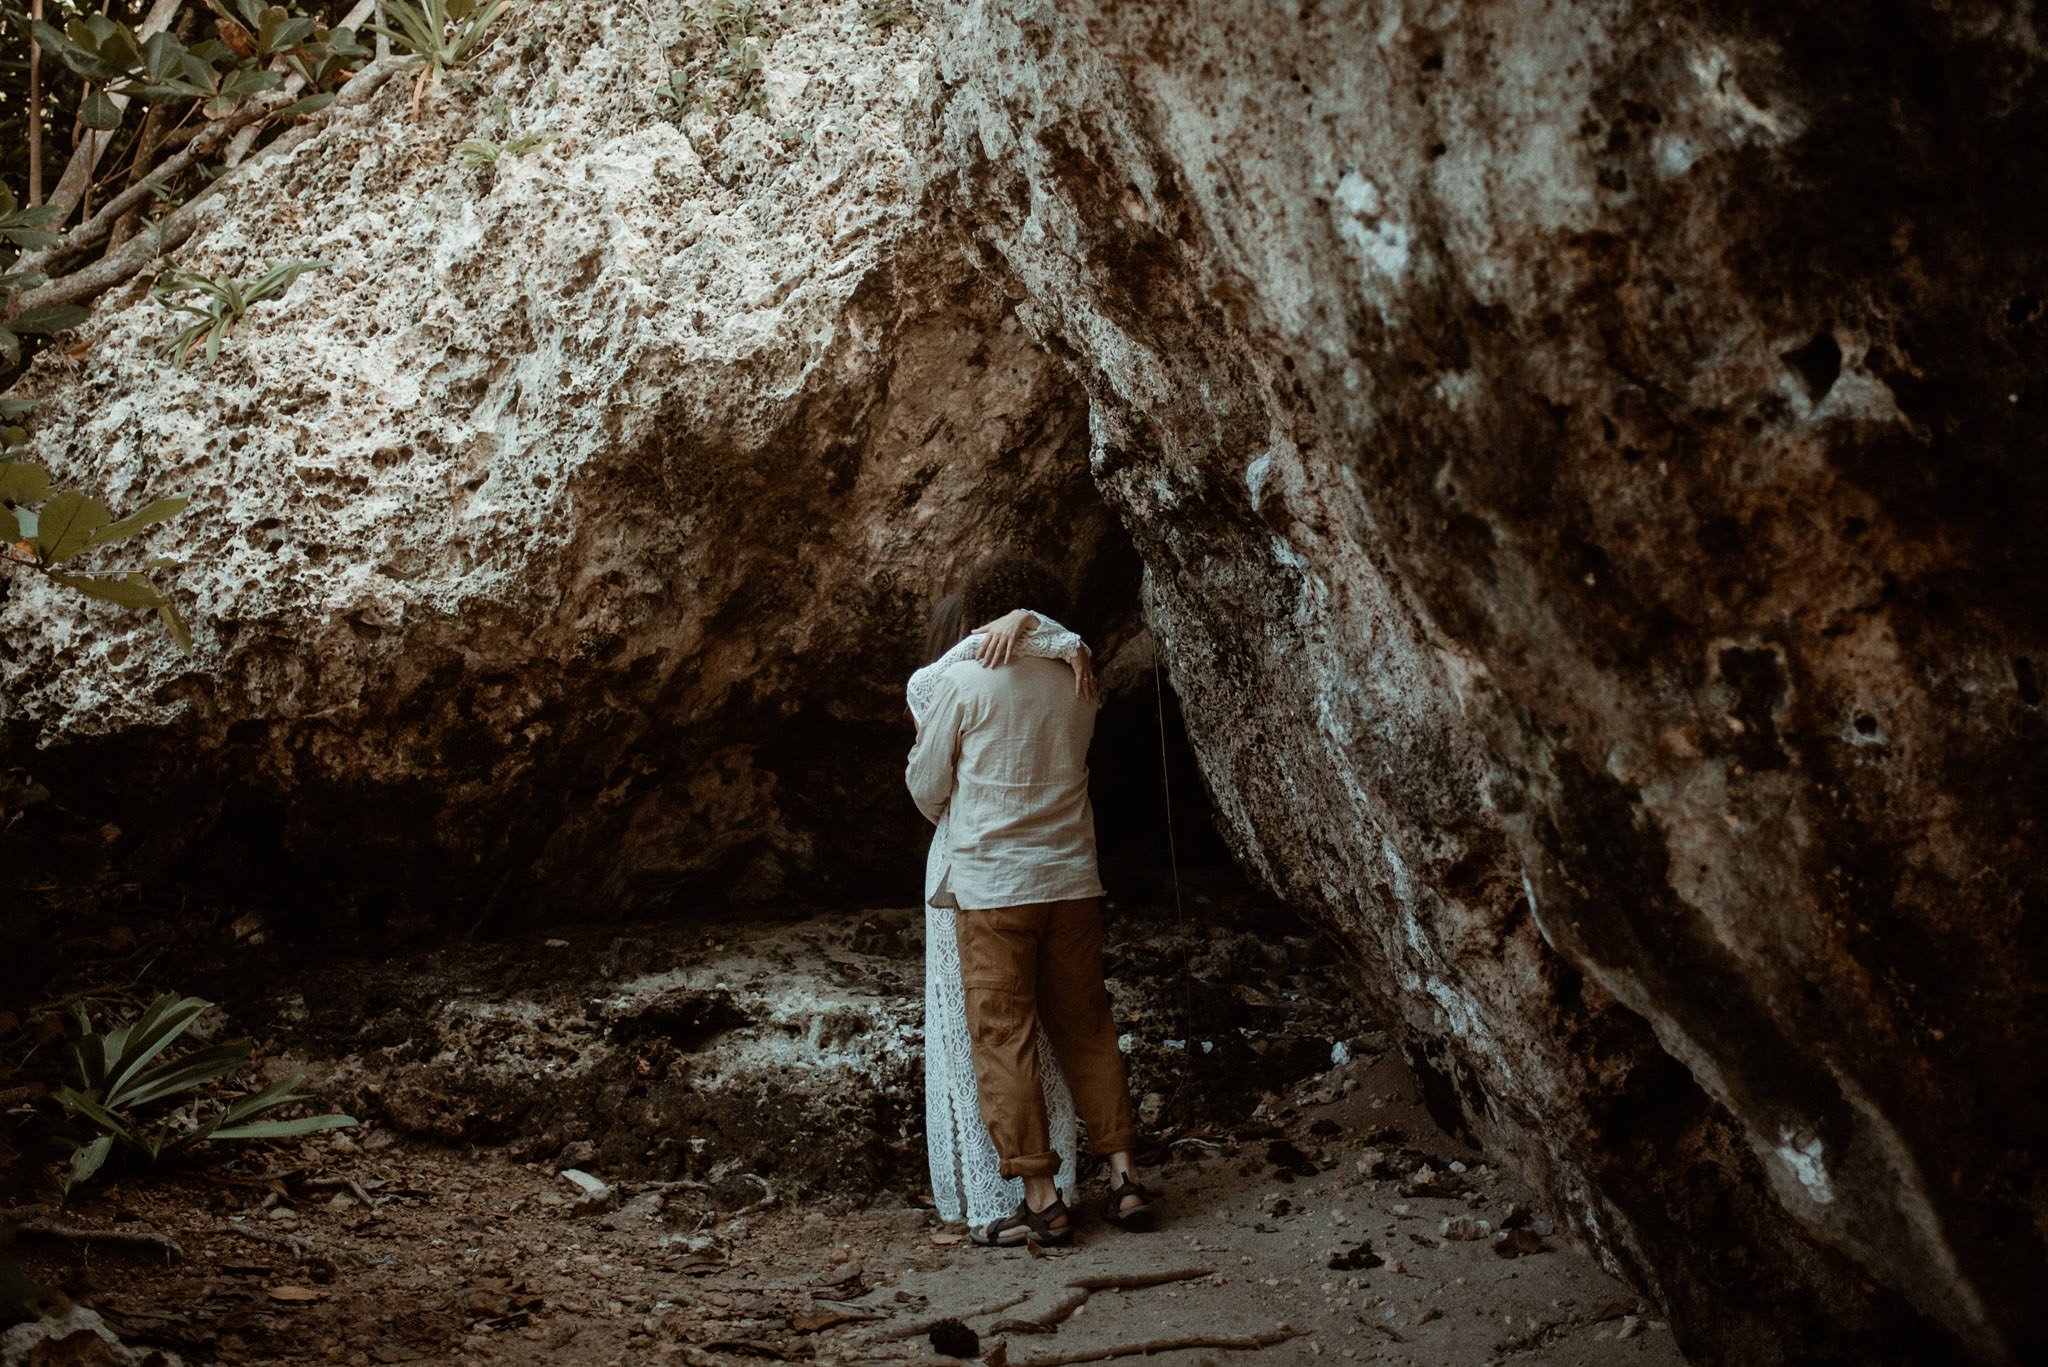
[3,3,1132,919]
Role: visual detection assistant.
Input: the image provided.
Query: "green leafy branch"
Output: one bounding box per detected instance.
[1,186,88,368]
[54,992,357,1193]
[153,256,330,368]
[3,415,191,652]
[31,3,365,127]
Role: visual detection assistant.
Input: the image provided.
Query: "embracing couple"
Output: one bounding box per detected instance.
[904,551,1158,1248]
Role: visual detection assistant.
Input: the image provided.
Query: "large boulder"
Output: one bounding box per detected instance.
[1,3,1131,927]
[925,1,2043,1363]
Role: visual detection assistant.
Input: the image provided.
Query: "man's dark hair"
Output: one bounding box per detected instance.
[959,551,1069,629]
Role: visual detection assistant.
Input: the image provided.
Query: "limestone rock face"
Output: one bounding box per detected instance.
[3,4,1128,921]
[926,2,2043,1363]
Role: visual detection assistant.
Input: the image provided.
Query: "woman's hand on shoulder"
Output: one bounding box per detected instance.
[1070,646,1098,703]
[972,609,1040,667]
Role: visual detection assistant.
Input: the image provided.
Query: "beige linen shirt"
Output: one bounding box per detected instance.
[905,656,1104,911]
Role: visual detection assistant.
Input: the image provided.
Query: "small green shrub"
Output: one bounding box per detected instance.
[53,993,357,1193]
[698,0,775,44]
[657,69,696,117]
[370,0,511,75]
[153,257,330,368]
[715,34,767,118]
[458,130,552,170]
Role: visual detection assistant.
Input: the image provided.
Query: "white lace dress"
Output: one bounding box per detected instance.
[908,616,1085,1226]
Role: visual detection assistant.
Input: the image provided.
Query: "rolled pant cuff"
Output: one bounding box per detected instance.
[1089,1129,1138,1158]
[999,1150,1061,1180]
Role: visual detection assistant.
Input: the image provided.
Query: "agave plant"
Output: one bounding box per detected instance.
[54,993,356,1193]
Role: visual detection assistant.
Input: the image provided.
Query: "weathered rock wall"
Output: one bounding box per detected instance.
[926,1,2044,1363]
[1,4,1134,925]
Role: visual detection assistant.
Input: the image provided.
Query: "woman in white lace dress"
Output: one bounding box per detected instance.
[907,598,1094,1229]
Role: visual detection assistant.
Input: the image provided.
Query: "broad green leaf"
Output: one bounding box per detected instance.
[49,571,164,609]
[121,1042,252,1107]
[276,92,336,119]
[54,1086,134,1142]
[91,495,188,547]
[219,67,284,101]
[8,306,90,337]
[64,1134,115,1192]
[159,599,193,654]
[32,20,111,79]
[210,1113,358,1140]
[167,1108,226,1155]
[0,461,51,503]
[142,29,185,80]
[80,87,123,131]
[138,79,215,101]
[219,1074,308,1126]
[104,992,199,1097]
[0,397,35,420]
[264,15,317,54]
[178,50,219,86]
[34,490,112,564]
[78,14,124,53]
[0,329,19,369]
[1,224,64,251]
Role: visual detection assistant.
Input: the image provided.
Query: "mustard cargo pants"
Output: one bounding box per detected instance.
[955,897,1139,1179]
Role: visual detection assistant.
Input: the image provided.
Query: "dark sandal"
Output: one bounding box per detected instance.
[972,1196,1074,1248]
[1102,1175,1157,1232]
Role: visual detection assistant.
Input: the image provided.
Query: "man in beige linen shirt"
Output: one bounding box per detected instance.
[905,553,1154,1247]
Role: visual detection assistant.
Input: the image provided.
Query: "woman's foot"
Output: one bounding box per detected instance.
[972,1196,1074,1247]
[1102,1173,1157,1232]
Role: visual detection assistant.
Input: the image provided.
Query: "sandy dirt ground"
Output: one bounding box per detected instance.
[10,1050,1687,1367]
[6,883,1689,1366]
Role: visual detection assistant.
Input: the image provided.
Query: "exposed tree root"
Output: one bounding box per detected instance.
[13,1218,184,1260]
[877,1293,1030,1341]
[991,1290,1089,1335]
[1004,1328,1304,1365]
[990,1267,1216,1335]
[1065,1267,1216,1292]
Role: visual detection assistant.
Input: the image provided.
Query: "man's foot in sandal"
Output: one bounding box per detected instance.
[972,1196,1074,1247]
[1102,1174,1157,1232]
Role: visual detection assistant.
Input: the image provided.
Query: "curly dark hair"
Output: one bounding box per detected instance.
[959,551,1069,630]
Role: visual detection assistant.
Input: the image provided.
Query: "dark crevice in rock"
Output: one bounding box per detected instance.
[1781,331,1843,402]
